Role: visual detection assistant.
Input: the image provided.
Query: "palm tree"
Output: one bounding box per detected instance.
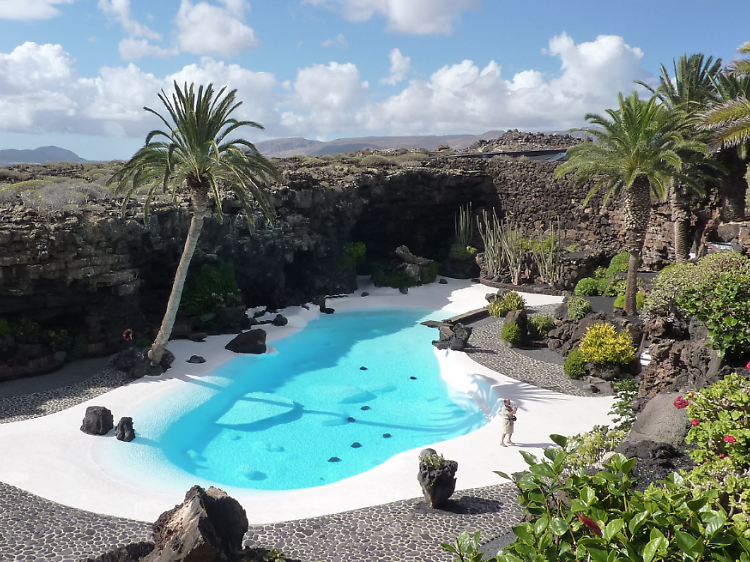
[701,43,750,221]
[108,82,279,365]
[637,54,722,261]
[555,92,705,315]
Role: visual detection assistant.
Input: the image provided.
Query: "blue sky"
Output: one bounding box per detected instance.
[0,0,748,160]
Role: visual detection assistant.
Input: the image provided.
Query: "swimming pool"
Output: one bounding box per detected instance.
[115,308,487,491]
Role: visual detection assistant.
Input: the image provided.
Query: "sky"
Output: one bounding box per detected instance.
[0,0,748,161]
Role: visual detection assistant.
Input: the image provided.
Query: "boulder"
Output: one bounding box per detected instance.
[225,329,266,354]
[271,314,288,327]
[417,448,458,509]
[187,355,206,364]
[626,392,690,448]
[116,417,135,442]
[505,309,528,342]
[145,485,248,562]
[432,322,472,351]
[81,406,114,436]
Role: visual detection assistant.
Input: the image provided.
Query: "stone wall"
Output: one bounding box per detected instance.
[0,157,703,353]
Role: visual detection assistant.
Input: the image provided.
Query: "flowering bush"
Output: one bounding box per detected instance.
[683,374,750,515]
[579,323,635,365]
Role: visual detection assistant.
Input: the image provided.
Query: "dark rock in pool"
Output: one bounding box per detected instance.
[321,307,335,314]
[399,287,409,294]
[80,406,114,436]
[410,376,417,380]
[351,442,362,448]
[328,457,341,462]
[361,292,369,297]
[383,433,392,438]
[225,329,266,354]
[360,405,371,411]
[187,355,206,364]
[359,366,368,370]
[439,278,448,284]
[347,417,356,423]
[116,416,135,442]
[271,314,288,327]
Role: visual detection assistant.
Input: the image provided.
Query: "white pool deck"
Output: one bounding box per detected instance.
[0,279,614,524]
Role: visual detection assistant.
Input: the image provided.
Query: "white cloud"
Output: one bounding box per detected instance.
[0,0,76,20]
[380,48,411,85]
[305,0,478,35]
[280,62,369,133]
[321,33,348,48]
[176,0,260,57]
[118,38,179,60]
[98,0,161,40]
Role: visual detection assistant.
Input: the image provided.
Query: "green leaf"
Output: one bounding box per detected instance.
[535,515,549,535]
[520,450,539,466]
[604,519,625,541]
[550,434,568,447]
[550,517,569,535]
[620,457,637,475]
[675,531,704,559]
[702,512,726,539]
[686,497,708,512]
[513,524,535,545]
[585,545,609,562]
[581,486,596,505]
[494,470,512,480]
[628,512,648,536]
[530,463,557,478]
[643,537,667,562]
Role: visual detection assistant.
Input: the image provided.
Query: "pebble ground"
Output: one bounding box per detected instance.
[0,311,585,562]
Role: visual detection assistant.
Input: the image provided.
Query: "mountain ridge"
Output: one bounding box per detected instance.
[0,146,86,166]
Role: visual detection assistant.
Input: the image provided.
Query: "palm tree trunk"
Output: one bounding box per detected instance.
[718,151,747,221]
[623,177,652,316]
[670,179,691,262]
[148,190,209,365]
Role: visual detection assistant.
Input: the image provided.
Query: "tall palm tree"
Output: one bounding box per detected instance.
[701,43,750,221]
[637,54,722,261]
[109,82,279,365]
[555,92,705,315]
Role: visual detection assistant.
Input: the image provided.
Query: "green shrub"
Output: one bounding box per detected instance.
[485,436,750,562]
[501,320,522,345]
[564,424,627,473]
[609,379,638,432]
[447,243,477,261]
[0,318,9,338]
[676,271,750,359]
[360,154,392,167]
[563,347,587,379]
[605,251,631,278]
[338,241,366,270]
[372,269,415,288]
[574,277,601,296]
[419,261,439,284]
[11,318,42,344]
[488,291,526,318]
[43,329,72,352]
[528,314,554,340]
[683,374,750,515]
[604,277,626,296]
[181,262,242,317]
[579,323,635,365]
[593,266,608,280]
[614,292,645,310]
[567,296,591,321]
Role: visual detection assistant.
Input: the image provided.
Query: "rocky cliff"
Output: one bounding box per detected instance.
[0,147,721,359]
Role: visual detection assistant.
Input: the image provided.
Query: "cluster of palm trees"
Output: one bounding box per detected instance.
[557,43,750,315]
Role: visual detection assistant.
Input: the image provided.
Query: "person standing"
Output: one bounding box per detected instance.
[500,398,518,446]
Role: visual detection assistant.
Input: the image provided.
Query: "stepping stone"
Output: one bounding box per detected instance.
[351,442,361,448]
[360,406,371,411]
[359,366,368,370]
[410,376,417,380]
[328,457,341,462]
[347,417,356,423]
[383,433,392,438]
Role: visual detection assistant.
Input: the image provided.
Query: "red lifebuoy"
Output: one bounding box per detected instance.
[122,329,134,341]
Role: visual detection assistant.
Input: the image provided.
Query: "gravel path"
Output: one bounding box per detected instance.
[0,305,586,562]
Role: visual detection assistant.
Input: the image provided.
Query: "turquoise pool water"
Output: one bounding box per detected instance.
[158,308,486,490]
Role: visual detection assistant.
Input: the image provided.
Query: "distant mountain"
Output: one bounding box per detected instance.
[0,146,86,166]
[255,131,506,158]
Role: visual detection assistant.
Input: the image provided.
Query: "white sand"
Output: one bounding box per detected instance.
[0,278,614,523]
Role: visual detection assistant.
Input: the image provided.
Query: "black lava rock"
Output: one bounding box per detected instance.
[187,355,206,364]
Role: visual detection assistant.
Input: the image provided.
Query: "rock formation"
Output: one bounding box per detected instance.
[80,406,114,436]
